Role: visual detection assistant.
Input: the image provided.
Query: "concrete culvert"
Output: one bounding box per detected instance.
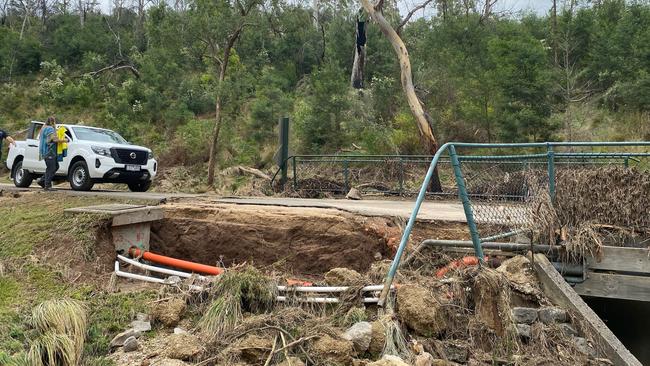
[149,204,395,275]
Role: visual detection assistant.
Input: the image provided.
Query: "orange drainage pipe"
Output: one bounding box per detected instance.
[129,248,224,276]
[435,256,488,278]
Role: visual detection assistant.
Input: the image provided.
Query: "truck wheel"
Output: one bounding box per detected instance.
[13,160,34,188]
[128,180,152,192]
[69,161,94,191]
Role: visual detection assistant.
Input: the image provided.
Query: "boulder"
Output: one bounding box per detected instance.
[559,323,578,336]
[346,188,363,200]
[173,327,188,334]
[231,334,273,364]
[151,298,186,327]
[512,307,538,325]
[496,256,542,296]
[312,335,354,365]
[368,321,386,356]
[278,357,306,366]
[325,268,364,286]
[368,355,410,366]
[342,321,373,353]
[516,324,531,340]
[109,328,142,348]
[164,333,203,361]
[415,351,435,366]
[397,284,445,336]
[574,337,597,357]
[122,336,139,352]
[538,307,568,324]
[439,341,469,363]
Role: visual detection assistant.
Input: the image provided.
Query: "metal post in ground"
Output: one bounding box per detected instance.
[547,145,556,202]
[279,117,290,186]
[449,145,485,263]
[292,156,298,190]
[343,159,350,192]
[398,158,404,196]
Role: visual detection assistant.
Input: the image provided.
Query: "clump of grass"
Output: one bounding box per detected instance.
[200,266,276,337]
[342,307,367,327]
[27,298,87,366]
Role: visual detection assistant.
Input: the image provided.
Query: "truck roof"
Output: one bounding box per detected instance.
[31,121,112,132]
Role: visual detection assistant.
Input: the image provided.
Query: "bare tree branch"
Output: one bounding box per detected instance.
[397,0,434,34]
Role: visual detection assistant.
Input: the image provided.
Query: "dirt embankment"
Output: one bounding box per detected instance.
[149,202,471,276]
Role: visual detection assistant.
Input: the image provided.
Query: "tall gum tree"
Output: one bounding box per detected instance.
[191,0,263,186]
[359,0,442,190]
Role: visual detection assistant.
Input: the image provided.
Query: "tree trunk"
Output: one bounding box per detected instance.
[359,0,442,191]
[207,61,228,186]
[351,15,366,89]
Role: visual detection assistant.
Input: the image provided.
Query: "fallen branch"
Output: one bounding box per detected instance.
[220,165,271,181]
[88,61,140,78]
[271,335,318,356]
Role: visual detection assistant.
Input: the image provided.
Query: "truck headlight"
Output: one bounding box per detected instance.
[148,151,154,160]
[92,146,112,157]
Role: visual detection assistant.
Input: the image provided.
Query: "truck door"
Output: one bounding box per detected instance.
[22,122,46,173]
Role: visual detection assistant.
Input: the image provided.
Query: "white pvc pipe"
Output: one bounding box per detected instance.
[117,254,208,281]
[276,296,380,304]
[114,261,204,291]
[276,284,391,293]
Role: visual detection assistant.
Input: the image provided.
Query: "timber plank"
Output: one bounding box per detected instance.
[588,246,650,275]
[532,253,641,366]
[573,272,650,302]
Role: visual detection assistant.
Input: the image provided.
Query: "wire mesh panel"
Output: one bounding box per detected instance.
[451,144,650,249]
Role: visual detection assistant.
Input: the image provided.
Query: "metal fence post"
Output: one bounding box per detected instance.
[449,145,485,263]
[624,156,630,168]
[292,156,298,190]
[547,145,556,201]
[279,117,290,186]
[343,159,350,192]
[398,158,404,195]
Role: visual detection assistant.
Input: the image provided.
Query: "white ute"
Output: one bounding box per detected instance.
[6,121,157,192]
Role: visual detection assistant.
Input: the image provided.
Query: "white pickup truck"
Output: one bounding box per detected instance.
[6,121,157,192]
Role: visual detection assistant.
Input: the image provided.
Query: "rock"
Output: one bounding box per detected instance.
[472,271,510,336]
[368,355,410,366]
[312,335,354,365]
[130,320,152,333]
[342,321,373,353]
[278,357,306,366]
[440,341,469,363]
[151,297,186,327]
[325,267,364,286]
[397,284,445,336]
[368,321,386,356]
[122,336,139,352]
[135,313,150,321]
[512,307,538,324]
[231,334,273,364]
[496,255,542,296]
[346,188,362,200]
[109,328,142,348]
[430,360,460,366]
[156,360,191,366]
[538,307,568,324]
[173,327,188,334]
[574,337,597,357]
[560,323,578,336]
[415,351,435,366]
[164,333,203,361]
[516,324,531,339]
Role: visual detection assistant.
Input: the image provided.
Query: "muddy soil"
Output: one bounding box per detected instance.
[150,202,471,276]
